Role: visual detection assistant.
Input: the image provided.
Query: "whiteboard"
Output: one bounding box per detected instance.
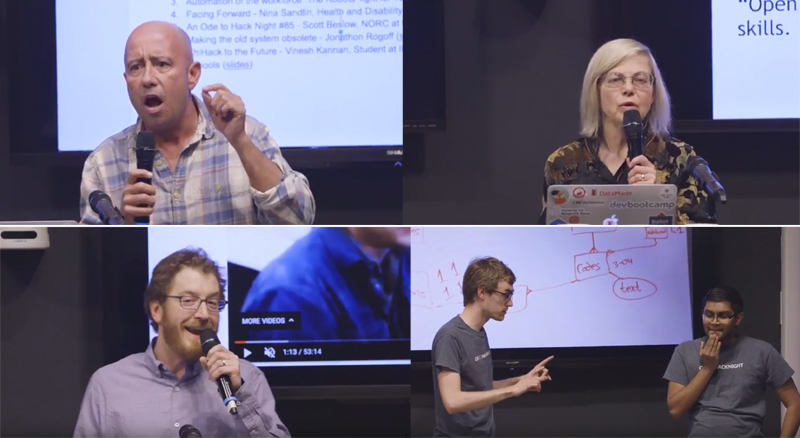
[411,227,694,351]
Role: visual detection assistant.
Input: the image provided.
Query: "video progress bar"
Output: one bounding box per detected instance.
[252,360,411,367]
[234,339,403,344]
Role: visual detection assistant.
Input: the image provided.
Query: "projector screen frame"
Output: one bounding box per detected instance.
[1,0,403,170]
[410,227,699,370]
[673,119,800,134]
[130,230,409,393]
[594,0,800,133]
[8,147,404,170]
[95,228,410,399]
[0,0,8,164]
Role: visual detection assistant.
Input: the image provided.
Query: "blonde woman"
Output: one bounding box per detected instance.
[541,39,711,225]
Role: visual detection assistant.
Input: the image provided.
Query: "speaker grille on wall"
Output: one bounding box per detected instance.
[1,231,38,240]
[0,227,50,250]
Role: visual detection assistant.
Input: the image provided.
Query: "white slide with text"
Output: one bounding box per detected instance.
[56,0,402,151]
[712,0,799,119]
[411,227,694,351]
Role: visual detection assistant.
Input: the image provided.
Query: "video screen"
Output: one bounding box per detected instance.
[410,227,694,351]
[599,0,799,122]
[55,0,403,152]
[148,227,410,370]
[711,0,799,119]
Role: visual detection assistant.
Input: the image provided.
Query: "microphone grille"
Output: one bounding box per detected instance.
[88,190,110,206]
[200,329,219,355]
[686,155,707,172]
[136,131,156,150]
[622,110,643,132]
[179,424,202,437]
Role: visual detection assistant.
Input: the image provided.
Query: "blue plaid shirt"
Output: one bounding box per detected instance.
[79,95,315,225]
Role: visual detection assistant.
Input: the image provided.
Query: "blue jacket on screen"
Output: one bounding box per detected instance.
[240,228,410,341]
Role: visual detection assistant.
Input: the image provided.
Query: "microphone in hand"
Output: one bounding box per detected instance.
[623,110,644,160]
[121,170,156,225]
[201,329,240,415]
[135,131,156,224]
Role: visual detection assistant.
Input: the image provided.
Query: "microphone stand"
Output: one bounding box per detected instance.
[102,207,126,225]
[695,185,726,224]
[684,155,726,225]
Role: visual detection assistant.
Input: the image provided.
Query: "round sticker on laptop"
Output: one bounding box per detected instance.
[551,189,568,204]
[572,187,586,198]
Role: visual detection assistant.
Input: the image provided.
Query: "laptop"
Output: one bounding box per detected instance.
[545,184,678,225]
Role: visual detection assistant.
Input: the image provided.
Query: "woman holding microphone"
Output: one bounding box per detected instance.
[540,38,713,225]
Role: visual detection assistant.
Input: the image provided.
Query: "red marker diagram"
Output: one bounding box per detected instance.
[411,227,683,312]
[571,227,617,252]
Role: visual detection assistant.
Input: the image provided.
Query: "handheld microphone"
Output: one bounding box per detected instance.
[179,424,202,437]
[201,329,239,415]
[622,110,644,160]
[686,155,727,203]
[135,131,156,224]
[88,190,125,225]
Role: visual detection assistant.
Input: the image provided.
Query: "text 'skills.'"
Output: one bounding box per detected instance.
[738,20,789,36]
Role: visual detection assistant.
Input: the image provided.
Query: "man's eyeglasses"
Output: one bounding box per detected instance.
[702,311,736,322]
[167,295,227,312]
[491,289,514,302]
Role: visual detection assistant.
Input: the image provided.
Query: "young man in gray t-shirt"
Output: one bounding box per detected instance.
[431,256,554,437]
[663,286,800,437]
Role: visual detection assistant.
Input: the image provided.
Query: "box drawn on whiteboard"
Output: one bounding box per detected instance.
[411,271,430,306]
[411,228,424,244]
[574,252,609,281]
[644,227,668,239]
[571,227,617,235]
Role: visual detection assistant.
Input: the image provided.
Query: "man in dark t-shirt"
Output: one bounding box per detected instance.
[663,286,800,437]
[431,256,554,437]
